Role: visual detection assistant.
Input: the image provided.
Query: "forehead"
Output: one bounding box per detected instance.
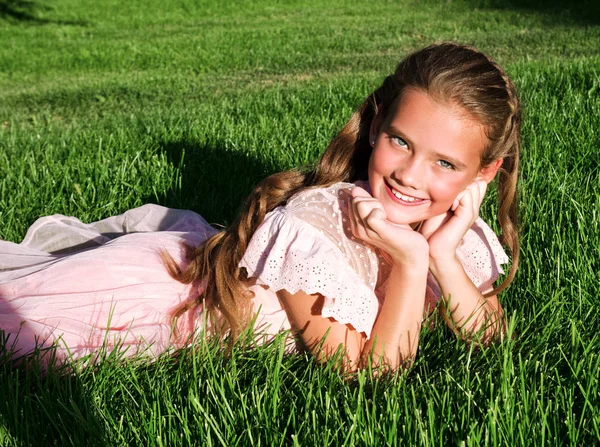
[384,88,487,162]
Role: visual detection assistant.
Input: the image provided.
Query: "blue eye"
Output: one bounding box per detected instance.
[437,159,455,170]
[392,136,408,148]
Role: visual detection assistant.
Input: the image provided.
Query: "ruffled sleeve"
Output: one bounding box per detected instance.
[456,217,509,293]
[426,218,509,299]
[239,183,381,337]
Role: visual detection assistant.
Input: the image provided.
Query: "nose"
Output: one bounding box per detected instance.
[392,155,425,191]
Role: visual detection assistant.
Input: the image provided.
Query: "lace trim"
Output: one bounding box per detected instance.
[240,182,510,335]
[239,185,381,337]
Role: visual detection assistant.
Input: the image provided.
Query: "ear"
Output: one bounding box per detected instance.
[476,158,503,183]
[369,109,384,146]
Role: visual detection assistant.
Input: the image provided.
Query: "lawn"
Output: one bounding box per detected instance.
[1,0,600,445]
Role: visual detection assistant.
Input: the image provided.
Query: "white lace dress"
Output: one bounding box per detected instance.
[0,182,508,365]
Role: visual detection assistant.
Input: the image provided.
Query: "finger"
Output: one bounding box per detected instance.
[364,207,387,234]
[452,190,466,212]
[348,196,361,237]
[350,196,379,239]
[351,186,373,199]
[365,209,414,250]
[455,187,473,214]
[365,208,402,245]
[353,198,383,241]
[468,182,480,211]
[354,200,396,246]
[453,180,486,212]
[466,180,486,213]
[352,192,383,220]
[419,212,451,239]
[476,180,487,208]
[354,197,381,220]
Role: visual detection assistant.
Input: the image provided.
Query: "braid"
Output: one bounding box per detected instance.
[486,68,521,296]
[387,43,522,296]
[163,42,523,344]
[162,92,380,343]
[163,169,308,343]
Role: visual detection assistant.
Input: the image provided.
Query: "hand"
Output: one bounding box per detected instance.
[421,180,487,262]
[349,187,429,267]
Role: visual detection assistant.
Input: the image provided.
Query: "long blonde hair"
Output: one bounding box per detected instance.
[164,42,521,341]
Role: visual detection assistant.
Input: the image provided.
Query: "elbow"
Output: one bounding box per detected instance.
[454,313,507,348]
[358,336,419,373]
[441,299,506,347]
[302,331,364,373]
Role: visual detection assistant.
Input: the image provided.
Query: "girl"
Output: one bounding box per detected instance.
[0,43,520,371]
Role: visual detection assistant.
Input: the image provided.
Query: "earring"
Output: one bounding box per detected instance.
[371,139,375,146]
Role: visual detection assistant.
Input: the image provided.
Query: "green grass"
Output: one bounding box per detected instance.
[1,0,600,445]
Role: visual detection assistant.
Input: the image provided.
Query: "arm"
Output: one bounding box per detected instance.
[276,290,364,369]
[428,256,503,343]
[422,180,505,343]
[277,261,427,372]
[360,262,428,369]
[278,187,430,372]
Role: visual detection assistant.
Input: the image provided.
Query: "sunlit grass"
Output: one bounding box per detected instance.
[1,0,599,445]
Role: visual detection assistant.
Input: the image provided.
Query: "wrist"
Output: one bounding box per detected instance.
[389,243,430,269]
[390,259,429,276]
[428,254,461,278]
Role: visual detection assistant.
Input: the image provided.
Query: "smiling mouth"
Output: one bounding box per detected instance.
[385,181,428,205]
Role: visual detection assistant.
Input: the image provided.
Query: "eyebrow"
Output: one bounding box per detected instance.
[386,125,469,170]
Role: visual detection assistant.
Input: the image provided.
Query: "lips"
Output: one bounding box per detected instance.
[384,180,428,206]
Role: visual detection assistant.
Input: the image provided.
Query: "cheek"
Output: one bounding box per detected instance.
[367,153,375,178]
[430,177,467,203]
[367,148,386,180]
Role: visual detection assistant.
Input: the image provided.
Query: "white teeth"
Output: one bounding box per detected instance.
[392,189,420,203]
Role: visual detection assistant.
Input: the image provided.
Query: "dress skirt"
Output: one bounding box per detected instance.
[0,205,218,365]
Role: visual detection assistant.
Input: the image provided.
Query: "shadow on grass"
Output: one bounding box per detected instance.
[0,347,106,445]
[0,140,283,444]
[461,0,600,25]
[153,139,284,227]
[0,0,87,25]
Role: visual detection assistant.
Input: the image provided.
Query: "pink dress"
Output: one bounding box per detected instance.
[0,182,508,366]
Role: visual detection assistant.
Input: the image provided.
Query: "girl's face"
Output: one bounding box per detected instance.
[368,88,500,226]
